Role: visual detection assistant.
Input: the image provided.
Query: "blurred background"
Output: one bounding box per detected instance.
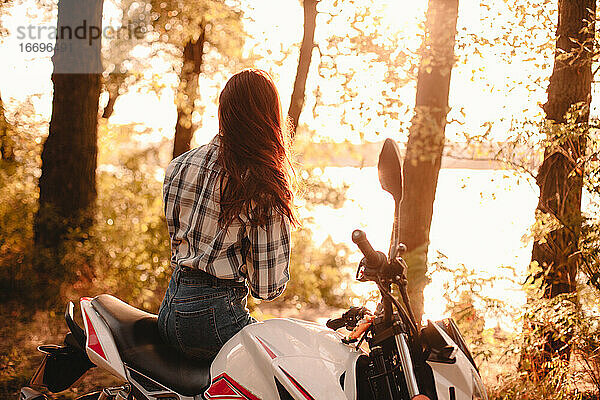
[1,0,600,398]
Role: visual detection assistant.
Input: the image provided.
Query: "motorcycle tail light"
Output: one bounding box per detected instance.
[411,396,430,400]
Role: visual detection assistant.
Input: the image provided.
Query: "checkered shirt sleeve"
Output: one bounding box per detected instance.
[244,211,291,300]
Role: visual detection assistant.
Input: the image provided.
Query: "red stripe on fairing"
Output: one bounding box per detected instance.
[206,377,237,397]
[83,309,107,360]
[205,373,260,400]
[256,336,277,359]
[279,367,315,400]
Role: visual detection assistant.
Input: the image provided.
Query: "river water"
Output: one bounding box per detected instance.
[306,167,540,326]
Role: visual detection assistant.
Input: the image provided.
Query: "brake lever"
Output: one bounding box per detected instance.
[327,306,372,331]
[326,317,346,330]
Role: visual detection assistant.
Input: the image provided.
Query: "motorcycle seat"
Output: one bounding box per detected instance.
[90,294,212,396]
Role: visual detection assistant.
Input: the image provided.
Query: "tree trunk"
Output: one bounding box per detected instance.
[172,25,206,159]
[287,0,317,135]
[528,0,594,366]
[35,0,104,272]
[398,0,459,324]
[0,92,15,163]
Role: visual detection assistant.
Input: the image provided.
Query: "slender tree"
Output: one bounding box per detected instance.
[528,0,595,364]
[288,0,318,134]
[138,0,243,159]
[35,0,104,256]
[173,23,207,158]
[398,0,459,323]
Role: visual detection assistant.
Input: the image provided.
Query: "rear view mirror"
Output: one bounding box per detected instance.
[378,138,403,203]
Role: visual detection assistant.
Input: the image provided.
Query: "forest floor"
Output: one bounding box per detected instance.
[0,301,342,399]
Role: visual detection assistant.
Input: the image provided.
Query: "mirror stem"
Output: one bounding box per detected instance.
[389,200,401,260]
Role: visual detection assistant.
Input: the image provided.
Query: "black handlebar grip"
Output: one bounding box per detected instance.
[352,229,386,268]
[326,318,346,330]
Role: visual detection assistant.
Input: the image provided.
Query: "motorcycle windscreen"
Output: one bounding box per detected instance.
[436,318,479,372]
[30,337,95,393]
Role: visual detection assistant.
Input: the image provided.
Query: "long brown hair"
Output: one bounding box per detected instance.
[217,69,298,228]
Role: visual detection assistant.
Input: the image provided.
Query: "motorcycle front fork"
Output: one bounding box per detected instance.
[368,333,420,400]
[395,333,420,397]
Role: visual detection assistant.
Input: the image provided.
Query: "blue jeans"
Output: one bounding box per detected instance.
[157,267,256,360]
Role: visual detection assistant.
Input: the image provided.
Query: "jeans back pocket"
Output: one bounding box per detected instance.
[174,306,224,360]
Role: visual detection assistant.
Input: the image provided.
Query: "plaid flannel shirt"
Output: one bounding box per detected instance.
[163,135,291,300]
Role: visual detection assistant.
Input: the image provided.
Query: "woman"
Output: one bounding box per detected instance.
[158,69,298,360]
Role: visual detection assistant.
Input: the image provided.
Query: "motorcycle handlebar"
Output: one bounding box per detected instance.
[326,318,346,330]
[352,230,386,268]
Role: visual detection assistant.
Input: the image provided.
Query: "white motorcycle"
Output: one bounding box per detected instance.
[20,139,488,400]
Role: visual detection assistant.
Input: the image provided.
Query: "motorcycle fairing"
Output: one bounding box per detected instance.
[80,298,127,380]
[206,318,365,400]
[426,321,482,400]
